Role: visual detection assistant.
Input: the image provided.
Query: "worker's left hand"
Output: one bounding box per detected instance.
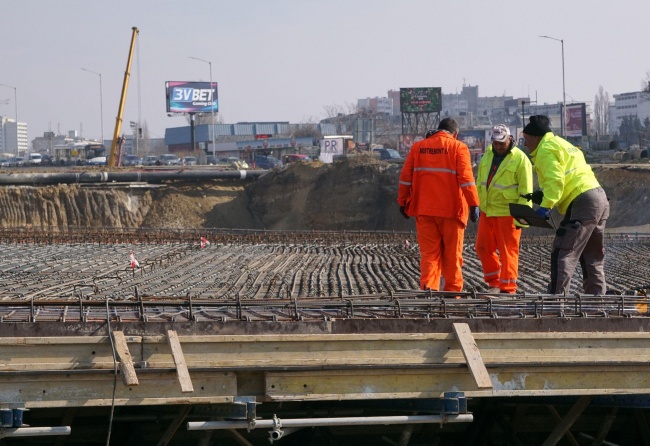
[399,206,409,220]
[535,207,551,219]
[469,206,480,223]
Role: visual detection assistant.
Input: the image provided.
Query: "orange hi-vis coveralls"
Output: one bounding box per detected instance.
[397,131,479,291]
[475,145,533,293]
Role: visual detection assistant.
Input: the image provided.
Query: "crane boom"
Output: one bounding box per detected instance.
[108,26,139,168]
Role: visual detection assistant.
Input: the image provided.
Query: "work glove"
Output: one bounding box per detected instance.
[399,206,409,220]
[469,206,480,223]
[521,190,544,205]
[535,207,551,219]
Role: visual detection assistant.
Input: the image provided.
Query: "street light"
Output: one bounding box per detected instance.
[539,35,566,137]
[0,83,18,156]
[81,68,104,146]
[188,56,216,159]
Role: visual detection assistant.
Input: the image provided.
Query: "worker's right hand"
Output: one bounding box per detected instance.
[399,206,409,220]
[521,190,544,205]
[469,206,480,223]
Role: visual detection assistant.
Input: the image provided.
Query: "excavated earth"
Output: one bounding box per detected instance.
[0,157,649,232]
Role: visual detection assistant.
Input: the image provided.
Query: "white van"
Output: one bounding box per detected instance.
[27,153,42,165]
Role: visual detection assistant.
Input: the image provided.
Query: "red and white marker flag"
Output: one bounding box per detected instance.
[200,237,210,249]
[129,251,140,268]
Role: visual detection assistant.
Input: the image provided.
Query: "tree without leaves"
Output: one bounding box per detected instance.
[593,86,610,136]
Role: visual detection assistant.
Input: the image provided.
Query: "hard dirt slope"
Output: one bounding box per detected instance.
[0,158,647,231]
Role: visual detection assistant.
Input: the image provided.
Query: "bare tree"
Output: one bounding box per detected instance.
[641,71,650,104]
[593,85,610,136]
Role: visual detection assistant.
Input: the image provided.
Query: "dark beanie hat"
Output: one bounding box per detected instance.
[523,115,552,136]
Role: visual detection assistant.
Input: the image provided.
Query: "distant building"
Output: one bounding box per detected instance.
[609,91,650,132]
[357,97,393,115]
[0,115,27,155]
[164,122,328,154]
[32,131,99,155]
[387,90,401,115]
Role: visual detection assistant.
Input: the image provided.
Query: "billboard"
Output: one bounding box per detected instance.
[458,129,488,153]
[565,103,587,137]
[400,87,442,113]
[165,81,218,113]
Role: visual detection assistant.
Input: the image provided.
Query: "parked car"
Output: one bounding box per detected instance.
[254,155,281,169]
[10,157,25,167]
[87,156,107,166]
[122,154,142,166]
[372,148,403,163]
[181,156,197,166]
[27,153,42,165]
[283,154,309,164]
[158,154,181,166]
[0,158,10,168]
[143,155,159,166]
[41,154,54,166]
[206,155,217,165]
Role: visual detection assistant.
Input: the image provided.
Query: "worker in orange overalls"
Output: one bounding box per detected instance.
[397,118,480,292]
[475,125,533,294]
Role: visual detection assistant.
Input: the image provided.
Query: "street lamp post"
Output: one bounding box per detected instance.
[0,83,18,156]
[188,56,216,159]
[81,68,104,146]
[539,35,566,137]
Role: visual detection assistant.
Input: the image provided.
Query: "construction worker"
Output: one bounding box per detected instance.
[397,118,480,292]
[475,125,533,294]
[522,115,609,294]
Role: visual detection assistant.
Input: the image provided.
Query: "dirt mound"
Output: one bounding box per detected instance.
[594,165,650,227]
[0,161,647,231]
[0,184,152,229]
[142,183,259,229]
[247,156,412,231]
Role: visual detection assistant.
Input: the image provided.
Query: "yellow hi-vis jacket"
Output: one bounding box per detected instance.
[477,145,533,220]
[529,132,601,215]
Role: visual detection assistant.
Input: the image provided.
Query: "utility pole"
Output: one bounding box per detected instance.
[189,56,216,159]
[540,35,566,137]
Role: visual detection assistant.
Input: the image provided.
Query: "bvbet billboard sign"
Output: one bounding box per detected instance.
[165,81,218,113]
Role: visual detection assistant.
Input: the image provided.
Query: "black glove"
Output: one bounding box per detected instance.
[521,190,544,205]
[469,206,480,223]
[399,206,409,220]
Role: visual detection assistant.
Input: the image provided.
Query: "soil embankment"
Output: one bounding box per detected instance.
[0,159,647,231]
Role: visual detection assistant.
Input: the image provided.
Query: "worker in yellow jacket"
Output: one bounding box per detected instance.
[522,115,609,295]
[475,125,533,294]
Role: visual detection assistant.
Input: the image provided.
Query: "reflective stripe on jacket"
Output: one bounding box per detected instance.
[397,131,479,224]
[477,145,533,218]
[529,132,600,214]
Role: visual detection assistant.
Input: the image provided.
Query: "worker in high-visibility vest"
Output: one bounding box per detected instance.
[397,118,480,292]
[522,115,609,294]
[475,125,533,294]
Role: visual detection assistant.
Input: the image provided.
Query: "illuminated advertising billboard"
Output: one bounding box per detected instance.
[399,87,442,113]
[165,81,218,113]
[565,103,586,137]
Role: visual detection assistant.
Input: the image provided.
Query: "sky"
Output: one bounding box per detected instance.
[1,0,649,144]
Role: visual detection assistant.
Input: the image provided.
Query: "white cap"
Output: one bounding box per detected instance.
[491,124,510,142]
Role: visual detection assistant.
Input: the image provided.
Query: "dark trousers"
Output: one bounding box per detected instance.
[549,187,609,295]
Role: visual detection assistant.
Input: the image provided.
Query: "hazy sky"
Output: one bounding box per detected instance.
[1,0,648,143]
